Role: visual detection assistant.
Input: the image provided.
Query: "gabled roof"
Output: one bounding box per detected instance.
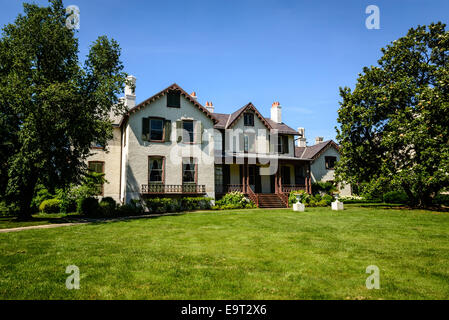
[122,83,218,126]
[213,102,298,135]
[226,102,272,129]
[295,140,340,160]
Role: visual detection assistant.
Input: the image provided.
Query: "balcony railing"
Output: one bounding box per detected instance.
[281,184,307,193]
[141,184,206,194]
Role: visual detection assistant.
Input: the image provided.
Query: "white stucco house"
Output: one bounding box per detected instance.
[87,76,351,208]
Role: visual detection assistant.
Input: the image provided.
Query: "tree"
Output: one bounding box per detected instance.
[336,22,449,207]
[0,0,127,218]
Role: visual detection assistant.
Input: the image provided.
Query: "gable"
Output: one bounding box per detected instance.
[122,83,217,126]
[226,103,271,130]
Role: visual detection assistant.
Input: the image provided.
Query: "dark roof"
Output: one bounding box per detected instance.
[122,83,218,126]
[213,103,297,135]
[295,140,340,160]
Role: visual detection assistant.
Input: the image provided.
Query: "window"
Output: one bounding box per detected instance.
[149,157,164,183]
[278,135,289,154]
[244,133,255,153]
[182,158,197,184]
[92,142,104,149]
[183,120,194,143]
[88,161,104,195]
[167,90,181,108]
[150,119,164,141]
[244,113,254,126]
[325,156,337,170]
[281,166,291,185]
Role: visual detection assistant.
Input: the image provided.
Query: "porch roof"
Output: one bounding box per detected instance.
[215,152,312,162]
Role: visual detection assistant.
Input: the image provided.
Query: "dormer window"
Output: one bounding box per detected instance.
[244,113,254,126]
[167,90,181,108]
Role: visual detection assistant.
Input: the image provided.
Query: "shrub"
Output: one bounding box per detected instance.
[145,197,212,214]
[312,181,337,195]
[288,190,310,206]
[116,202,143,216]
[433,194,449,207]
[322,194,334,205]
[98,197,117,217]
[39,199,62,214]
[31,185,53,213]
[215,192,253,209]
[383,191,409,204]
[80,197,100,216]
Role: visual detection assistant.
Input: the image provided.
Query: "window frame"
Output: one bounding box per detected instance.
[244,112,254,127]
[148,156,165,184]
[88,161,105,196]
[182,157,197,184]
[182,120,195,144]
[149,118,164,142]
[325,156,337,170]
[167,90,181,108]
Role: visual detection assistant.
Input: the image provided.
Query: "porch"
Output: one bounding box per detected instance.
[141,184,206,196]
[215,159,312,208]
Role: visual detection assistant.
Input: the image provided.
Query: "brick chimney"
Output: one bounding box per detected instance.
[315,137,324,145]
[297,127,306,147]
[271,101,282,123]
[205,101,214,113]
[124,75,136,108]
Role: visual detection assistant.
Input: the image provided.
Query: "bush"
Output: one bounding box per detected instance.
[39,199,62,213]
[433,194,449,207]
[145,197,212,214]
[99,197,117,217]
[288,190,310,206]
[322,194,334,205]
[312,181,337,195]
[80,197,100,216]
[215,192,253,209]
[31,185,53,213]
[383,191,409,204]
[116,202,143,216]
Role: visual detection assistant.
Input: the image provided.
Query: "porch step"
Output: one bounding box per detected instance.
[257,194,287,208]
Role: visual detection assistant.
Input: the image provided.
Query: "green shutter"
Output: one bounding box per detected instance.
[164,120,172,142]
[176,121,183,143]
[142,117,149,141]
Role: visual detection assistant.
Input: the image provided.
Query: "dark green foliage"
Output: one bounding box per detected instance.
[0,0,127,218]
[99,197,117,217]
[433,194,449,206]
[336,22,449,207]
[80,197,100,216]
[145,197,213,214]
[39,199,62,213]
[383,191,409,204]
[288,190,331,207]
[311,182,337,195]
[31,185,53,212]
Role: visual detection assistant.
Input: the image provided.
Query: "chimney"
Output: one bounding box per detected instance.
[271,101,282,123]
[190,91,197,100]
[297,127,306,147]
[315,136,324,145]
[205,101,215,113]
[124,75,136,108]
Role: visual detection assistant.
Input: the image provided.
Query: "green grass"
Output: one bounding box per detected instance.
[1,206,449,300]
[0,213,82,229]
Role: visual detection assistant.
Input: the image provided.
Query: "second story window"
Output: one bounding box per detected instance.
[150,119,164,141]
[325,156,337,170]
[244,113,254,126]
[278,135,289,154]
[183,120,194,143]
[167,90,181,108]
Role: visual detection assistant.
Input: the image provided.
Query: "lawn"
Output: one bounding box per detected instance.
[1,206,449,299]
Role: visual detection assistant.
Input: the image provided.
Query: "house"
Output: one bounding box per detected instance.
[87,76,349,208]
[295,136,352,196]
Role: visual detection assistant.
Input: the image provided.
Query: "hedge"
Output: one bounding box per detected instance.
[39,199,62,213]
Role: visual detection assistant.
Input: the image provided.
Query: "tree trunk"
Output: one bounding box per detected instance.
[17,176,37,221]
[402,184,416,207]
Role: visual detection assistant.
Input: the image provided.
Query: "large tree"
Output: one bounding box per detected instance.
[336,22,449,207]
[0,0,127,218]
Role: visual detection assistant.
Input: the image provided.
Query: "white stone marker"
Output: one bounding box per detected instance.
[293,203,305,212]
[331,200,344,211]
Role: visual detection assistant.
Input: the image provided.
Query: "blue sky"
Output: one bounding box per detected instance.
[1,0,448,142]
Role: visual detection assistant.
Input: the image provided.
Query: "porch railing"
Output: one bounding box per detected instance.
[141,184,206,194]
[247,186,259,207]
[215,184,243,194]
[281,184,307,193]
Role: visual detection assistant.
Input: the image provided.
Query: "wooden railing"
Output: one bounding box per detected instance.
[141,184,206,194]
[278,192,289,208]
[215,184,243,194]
[247,186,259,207]
[281,185,307,193]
